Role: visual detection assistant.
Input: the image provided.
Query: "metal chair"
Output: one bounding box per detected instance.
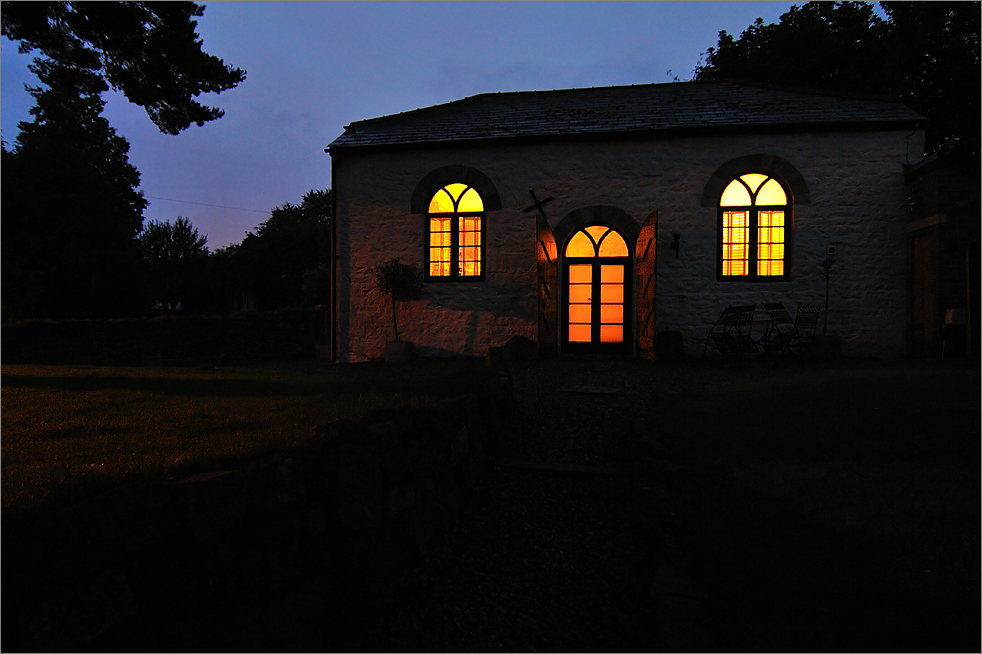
[699,304,757,356]
[791,304,821,355]
[761,301,796,355]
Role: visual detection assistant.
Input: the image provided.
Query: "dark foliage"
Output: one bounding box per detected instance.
[695,1,980,160]
[220,190,332,312]
[1,1,246,135]
[139,217,209,312]
[2,60,146,320]
[370,258,423,341]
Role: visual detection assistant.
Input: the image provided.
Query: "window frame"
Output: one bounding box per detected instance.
[424,183,487,282]
[716,173,792,283]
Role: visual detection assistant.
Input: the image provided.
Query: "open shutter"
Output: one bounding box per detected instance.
[536,213,558,356]
[635,212,657,360]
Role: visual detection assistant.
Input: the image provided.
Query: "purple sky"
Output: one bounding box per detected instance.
[1,1,800,250]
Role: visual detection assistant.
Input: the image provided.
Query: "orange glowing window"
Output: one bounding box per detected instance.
[719,173,789,280]
[565,226,629,347]
[426,184,485,280]
[564,225,628,258]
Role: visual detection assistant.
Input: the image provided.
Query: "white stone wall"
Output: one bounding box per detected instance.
[333,128,923,362]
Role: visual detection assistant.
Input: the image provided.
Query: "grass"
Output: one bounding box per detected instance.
[1,361,490,518]
[654,360,980,652]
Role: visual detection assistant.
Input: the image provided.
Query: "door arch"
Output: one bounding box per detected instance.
[562,224,632,355]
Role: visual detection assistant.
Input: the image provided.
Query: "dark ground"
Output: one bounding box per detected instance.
[82,355,780,652]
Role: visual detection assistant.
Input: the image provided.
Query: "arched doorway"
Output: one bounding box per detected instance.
[562,224,632,355]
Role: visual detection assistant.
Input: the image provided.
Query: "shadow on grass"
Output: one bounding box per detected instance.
[1,373,409,398]
[657,361,980,652]
[681,468,979,652]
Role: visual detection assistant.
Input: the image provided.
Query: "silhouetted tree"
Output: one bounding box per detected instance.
[695,1,980,159]
[139,217,209,312]
[2,1,246,135]
[1,2,246,320]
[2,60,146,319]
[231,190,332,310]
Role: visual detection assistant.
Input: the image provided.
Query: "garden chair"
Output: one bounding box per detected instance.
[791,304,821,355]
[698,304,757,356]
[761,301,796,355]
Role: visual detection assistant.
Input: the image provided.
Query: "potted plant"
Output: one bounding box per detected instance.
[370,258,423,362]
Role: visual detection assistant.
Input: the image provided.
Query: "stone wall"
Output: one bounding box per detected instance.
[1,373,513,652]
[334,128,923,361]
[1,308,326,365]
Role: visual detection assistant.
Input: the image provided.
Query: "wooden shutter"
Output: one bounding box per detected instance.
[536,213,558,356]
[635,212,657,360]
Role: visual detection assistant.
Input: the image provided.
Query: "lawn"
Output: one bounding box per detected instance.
[1,362,489,518]
[654,360,981,652]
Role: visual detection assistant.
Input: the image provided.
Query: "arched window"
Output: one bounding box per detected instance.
[719,173,790,280]
[563,225,630,347]
[426,183,485,280]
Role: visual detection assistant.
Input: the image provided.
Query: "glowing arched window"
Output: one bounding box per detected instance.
[564,225,629,346]
[719,173,789,280]
[564,225,629,258]
[427,183,485,279]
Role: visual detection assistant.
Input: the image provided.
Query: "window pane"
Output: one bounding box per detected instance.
[444,183,468,203]
[739,173,769,195]
[568,264,592,283]
[598,230,629,257]
[585,226,609,244]
[569,324,591,343]
[430,231,451,247]
[756,179,787,206]
[720,180,752,206]
[600,304,623,324]
[723,259,748,276]
[569,305,591,323]
[600,265,624,283]
[568,284,592,303]
[600,284,623,303]
[600,325,623,343]
[457,187,484,212]
[565,230,596,257]
[428,188,455,213]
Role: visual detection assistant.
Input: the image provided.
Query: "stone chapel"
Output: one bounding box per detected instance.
[327,80,934,363]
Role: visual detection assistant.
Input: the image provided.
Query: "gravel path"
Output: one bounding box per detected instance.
[343,357,782,652]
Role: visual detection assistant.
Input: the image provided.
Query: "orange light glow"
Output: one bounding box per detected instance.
[565,227,627,345]
[569,324,591,342]
[565,231,596,257]
[600,264,624,283]
[568,264,592,283]
[598,231,628,257]
[600,325,623,343]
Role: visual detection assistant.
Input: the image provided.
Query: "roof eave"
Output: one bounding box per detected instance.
[326,118,927,155]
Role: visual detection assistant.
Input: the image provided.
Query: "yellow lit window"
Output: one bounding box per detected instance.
[426,184,485,280]
[719,173,789,280]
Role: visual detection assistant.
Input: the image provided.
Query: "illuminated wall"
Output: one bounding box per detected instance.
[333,128,923,362]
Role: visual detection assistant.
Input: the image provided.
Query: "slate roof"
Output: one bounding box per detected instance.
[327,80,925,151]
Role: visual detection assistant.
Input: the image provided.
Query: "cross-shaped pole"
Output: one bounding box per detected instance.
[522,189,554,220]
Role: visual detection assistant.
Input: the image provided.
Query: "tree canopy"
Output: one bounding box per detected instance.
[223,190,333,311]
[2,58,147,319]
[694,1,980,160]
[2,1,246,134]
[139,217,209,312]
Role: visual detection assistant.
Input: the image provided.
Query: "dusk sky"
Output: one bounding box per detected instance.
[1,1,803,250]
